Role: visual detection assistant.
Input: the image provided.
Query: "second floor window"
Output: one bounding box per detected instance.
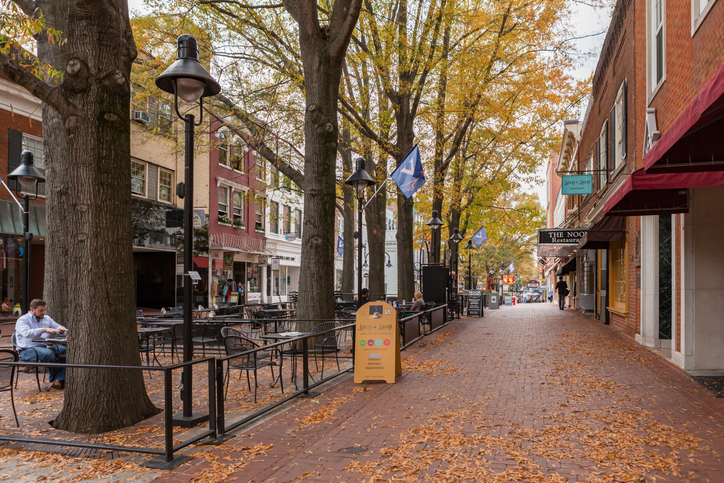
[233,191,244,222]
[255,200,265,231]
[218,186,229,217]
[294,209,302,238]
[131,160,146,196]
[597,122,607,191]
[270,201,279,234]
[283,205,291,234]
[158,169,172,203]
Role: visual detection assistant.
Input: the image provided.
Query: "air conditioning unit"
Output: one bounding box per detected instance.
[132,109,150,123]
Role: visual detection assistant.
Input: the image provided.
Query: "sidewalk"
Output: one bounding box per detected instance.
[151,303,724,482]
[3,303,724,482]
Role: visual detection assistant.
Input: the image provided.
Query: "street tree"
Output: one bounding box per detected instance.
[0,0,158,432]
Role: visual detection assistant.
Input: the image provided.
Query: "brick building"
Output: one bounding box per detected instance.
[547,0,724,374]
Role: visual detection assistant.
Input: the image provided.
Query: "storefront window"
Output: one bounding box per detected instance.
[580,259,595,295]
[273,266,287,296]
[0,236,25,314]
[247,264,261,293]
[610,240,627,309]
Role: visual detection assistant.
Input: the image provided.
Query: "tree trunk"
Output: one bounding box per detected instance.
[395,90,415,302]
[32,0,158,433]
[363,153,386,300]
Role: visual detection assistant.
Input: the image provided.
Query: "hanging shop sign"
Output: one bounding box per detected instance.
[223,253,234,270]
[537,229,587,257]
[561,175,594,195]
[354,301,401,384]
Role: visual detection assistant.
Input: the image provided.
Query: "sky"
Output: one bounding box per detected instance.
[128,0,612,209]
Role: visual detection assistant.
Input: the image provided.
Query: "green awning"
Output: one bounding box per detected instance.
[0,199,45,236]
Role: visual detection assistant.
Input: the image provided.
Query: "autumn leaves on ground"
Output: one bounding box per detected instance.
[2,304,724,482]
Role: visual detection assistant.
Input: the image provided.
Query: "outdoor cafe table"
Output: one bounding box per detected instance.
[259,332,313,389]
[137,327,172,367]
[258,309,296,318]
[32,337,67,346]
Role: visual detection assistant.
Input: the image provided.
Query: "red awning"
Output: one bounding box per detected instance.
[193,256,209,269]
[645,62,724,173]
[603,169,724,216]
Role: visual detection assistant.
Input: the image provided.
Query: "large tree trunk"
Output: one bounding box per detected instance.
[395,91,415,302]
[34,0,158,433]
[363,152,386,300]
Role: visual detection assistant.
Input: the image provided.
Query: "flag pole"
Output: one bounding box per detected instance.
[363,177,390,210]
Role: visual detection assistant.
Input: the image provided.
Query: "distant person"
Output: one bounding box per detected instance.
[14,299,67,390]
[410,291,425,312]
[360,288,370,304]
[556,276,568,310]
[548,288,553,303]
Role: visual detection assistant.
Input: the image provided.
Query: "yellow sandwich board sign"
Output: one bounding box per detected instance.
[354,301,401,383]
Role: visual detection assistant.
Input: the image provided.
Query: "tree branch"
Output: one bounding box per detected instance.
[199,0,284,8]
[0,45,71,117]
[329,0,363,63]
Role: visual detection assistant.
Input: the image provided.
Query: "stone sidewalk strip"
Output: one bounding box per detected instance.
[149,303,724,482]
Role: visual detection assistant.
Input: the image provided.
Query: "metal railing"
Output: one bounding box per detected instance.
[399,304,448,348]
[215,323,355,435]
[0,357,216,466]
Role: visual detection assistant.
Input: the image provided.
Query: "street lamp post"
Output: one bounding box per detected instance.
[156,34,220,427]
[344,158,376,307]
[449,228,463,318]
[465,240,475,291]
[426,210,443,264]
[7,151,45,314]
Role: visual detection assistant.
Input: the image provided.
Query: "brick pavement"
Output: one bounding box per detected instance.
[148,303,724,482]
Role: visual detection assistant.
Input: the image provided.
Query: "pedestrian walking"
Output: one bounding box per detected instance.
[555,276,568,310]
[549,288,553,303]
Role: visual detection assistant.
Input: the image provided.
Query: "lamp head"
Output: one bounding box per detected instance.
[450,227,463,244]
[8,151,45,189]
[386,260,393,268]
[465,240,475,251]
[344,157,376,198]
[155,34,221,102]
[426,210,443,230]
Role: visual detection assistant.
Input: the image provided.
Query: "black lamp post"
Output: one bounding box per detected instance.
[7,151,45,314]
[464,240,475,291]
[156,34,220,427]
[344,158,376,308]
[449,228,463,317]
[426,210,443,264]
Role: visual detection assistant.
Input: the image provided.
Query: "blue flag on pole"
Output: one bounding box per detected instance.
[390,145,425,198]
[336,236,344,256]
[508,261,515,272]
[471,226,488,248]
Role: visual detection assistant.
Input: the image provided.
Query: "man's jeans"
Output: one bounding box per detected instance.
[558,294,566,310]
[19,345,66,382]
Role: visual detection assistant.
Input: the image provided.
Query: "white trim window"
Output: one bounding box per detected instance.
[158,168,173,203]
[131,160,147,197]
[613,80,627,172]
[270,201,279,234]
[692,0,717,33]
[597,123,607,192]
[255,198,265,231]
[218,130,230,168]
[294,209,302,238]
[218,186,229,218]
[282,205,291,234]
[22,134,45,169]
[649,0,665,95]
[232,191,244,223]
[232,137,245,173]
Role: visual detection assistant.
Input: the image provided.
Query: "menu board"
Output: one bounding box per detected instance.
[467,291,482,317]
[354,301,401,384]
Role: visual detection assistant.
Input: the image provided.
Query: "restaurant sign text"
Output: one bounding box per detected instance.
[538,229,587,245]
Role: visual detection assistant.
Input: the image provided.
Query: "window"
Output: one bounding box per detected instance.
[158,102,173,134]
[597,122,607,191]
[273,265,287,296]
[232,138,245,172]
[613,80,627,170]
[271,166,280,188]
[218,186,229,217]
[270,201,279,234]
[255,199,265,231]
[131,160,147,196]
[610,240,627,310]
[294,209,302,238]
[254,153,266,180]
[218,130,230,167]
[158,169,172,203]
[692,0,716,32]
[649,0,665,93]
[282,205,291,234]
[22,135,45,169]
[233,191,244,222]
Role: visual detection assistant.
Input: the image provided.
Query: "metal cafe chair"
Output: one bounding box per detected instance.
[310,322,341,379]
[10,334,43,392]
[0,350,20,426]
[222,335,281,402]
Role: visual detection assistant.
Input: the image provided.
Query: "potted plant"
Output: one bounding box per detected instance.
[218,214,232,225]
[233,218,245,229]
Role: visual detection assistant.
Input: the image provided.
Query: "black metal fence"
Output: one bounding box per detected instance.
[0,309,452,466]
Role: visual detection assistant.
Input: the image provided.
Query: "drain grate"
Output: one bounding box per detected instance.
[692,376,724,398]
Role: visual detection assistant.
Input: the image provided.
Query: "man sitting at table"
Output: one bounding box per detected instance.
[14,299,67,390]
